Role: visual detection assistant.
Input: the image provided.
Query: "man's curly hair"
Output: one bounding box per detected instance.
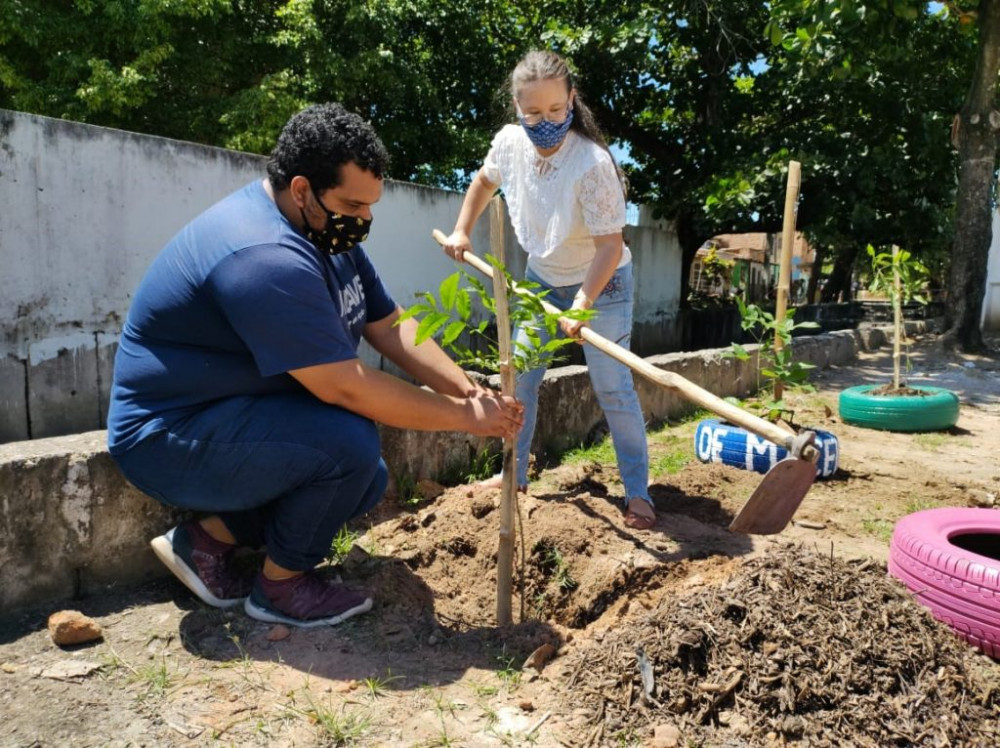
[266,103,389,192]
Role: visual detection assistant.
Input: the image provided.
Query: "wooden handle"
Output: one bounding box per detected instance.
[430,229,817,460]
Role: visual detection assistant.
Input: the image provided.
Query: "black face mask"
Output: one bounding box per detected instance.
[301,188,372,255]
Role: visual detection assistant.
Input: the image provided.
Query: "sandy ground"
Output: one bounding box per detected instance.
[1,331,998,748]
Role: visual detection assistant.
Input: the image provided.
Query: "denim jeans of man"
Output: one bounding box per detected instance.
[113,391,388,571]
[514,262,650,502]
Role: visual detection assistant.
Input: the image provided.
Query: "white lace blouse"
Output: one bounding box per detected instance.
[482,125,631,287]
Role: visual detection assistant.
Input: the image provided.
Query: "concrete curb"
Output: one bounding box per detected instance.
[0,326,897,610]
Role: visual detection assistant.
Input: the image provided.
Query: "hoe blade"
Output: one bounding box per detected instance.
[729,457,817,535]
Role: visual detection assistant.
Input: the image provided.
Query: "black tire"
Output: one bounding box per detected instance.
[838,385,959,432]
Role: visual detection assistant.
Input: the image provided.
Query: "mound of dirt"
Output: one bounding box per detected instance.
[564,545,1000,747]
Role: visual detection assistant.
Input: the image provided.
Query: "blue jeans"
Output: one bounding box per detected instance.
[113,392,388,571]
[515,263,650,502]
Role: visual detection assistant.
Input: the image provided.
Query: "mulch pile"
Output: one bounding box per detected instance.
[564,545,999,747]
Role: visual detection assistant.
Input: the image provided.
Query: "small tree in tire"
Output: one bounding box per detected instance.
[866,243,930,393]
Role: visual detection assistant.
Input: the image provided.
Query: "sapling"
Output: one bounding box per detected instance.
[866,244,930,392]
[726,298,819,422]
[397,258,592,375]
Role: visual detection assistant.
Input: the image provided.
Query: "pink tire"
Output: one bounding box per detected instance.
[888,508,1000,658]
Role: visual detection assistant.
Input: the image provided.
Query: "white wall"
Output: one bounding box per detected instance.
[982,207,1000,332]
[0,109,679,442]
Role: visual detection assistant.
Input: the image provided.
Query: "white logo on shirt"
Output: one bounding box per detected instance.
[340,276,366,327]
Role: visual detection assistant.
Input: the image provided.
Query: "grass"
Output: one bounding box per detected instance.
[563,436,617,465]
[861,495,939,543]
[493,650,521,690]
[394,471,424,508]
[327,525,360,566]
[542,545,578,591]
[361,670,404,698]
[285,692,371,744]
[861,518,895,543]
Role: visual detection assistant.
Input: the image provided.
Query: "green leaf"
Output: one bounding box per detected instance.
[415,312,449,345]
[441,320,466,345]
[439,272,460,311]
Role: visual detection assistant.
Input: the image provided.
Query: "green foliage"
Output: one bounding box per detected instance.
[866,243,930,386]
[727,298,819,419]
[866,244,930,306]
[397,258,593,374]
[326,525,360,566]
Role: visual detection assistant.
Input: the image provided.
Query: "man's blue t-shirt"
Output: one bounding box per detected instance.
[107,180,396,454]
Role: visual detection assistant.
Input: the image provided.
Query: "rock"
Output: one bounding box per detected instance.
[34,660,103,680]
[523,642,557,671]
[650,723,681,748]
[266,625,291,642]
[729,713,752,736]
[47,610,102,646]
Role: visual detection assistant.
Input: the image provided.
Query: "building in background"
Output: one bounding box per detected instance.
[689,232,815,305]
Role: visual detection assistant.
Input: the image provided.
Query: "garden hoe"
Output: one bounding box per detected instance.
[432,229,820,534]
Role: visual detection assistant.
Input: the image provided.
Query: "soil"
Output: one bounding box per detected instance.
[2,332,999,748]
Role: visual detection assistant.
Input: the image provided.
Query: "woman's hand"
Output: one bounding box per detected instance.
[560,289,594,340]
[442,230,472,263]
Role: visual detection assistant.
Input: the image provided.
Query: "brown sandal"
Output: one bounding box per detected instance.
[624,498,656,530]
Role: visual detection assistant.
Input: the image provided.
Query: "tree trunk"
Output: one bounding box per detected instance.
[821,244,860,303]
[676,210,704,308]
[807,245,826,305]
[943,0,1000,352]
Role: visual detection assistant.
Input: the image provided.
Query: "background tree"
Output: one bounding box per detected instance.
[768,0,997,349]
[2,0,988,335]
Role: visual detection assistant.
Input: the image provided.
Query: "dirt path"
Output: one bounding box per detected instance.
[1,332,998,747]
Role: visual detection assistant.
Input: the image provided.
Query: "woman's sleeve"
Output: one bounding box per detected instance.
[482,128,509,186]
[578,159,627,236]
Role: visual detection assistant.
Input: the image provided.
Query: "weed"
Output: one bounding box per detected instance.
[361,669,404,697]
[534,540,578,592]
[469,681,499,698]
[914,432,949,451]
[465,448,500,483]
[861,518,894,544]
[327,525,360,566]
[494,650,521,689]
[394,471,424,508]
[133,657,172,698]
[285,692,370,744]
[904,496,938,515]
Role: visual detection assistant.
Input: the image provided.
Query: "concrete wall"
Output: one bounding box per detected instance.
[0,329,879,610]
[0,109,681,443]
[983,207,1000,332]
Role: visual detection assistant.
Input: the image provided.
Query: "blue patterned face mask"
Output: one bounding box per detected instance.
[519,108,574,149]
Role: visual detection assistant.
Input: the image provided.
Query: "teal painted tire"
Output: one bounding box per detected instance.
[838,385,959,432]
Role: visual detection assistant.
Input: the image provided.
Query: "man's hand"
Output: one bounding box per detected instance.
[465,393,524,439]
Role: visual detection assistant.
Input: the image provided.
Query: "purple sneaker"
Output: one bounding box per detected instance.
[244,572,373,628]
[150,521,252,608]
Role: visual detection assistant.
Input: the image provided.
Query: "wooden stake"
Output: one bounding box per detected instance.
[489,196,516,627]
[774,160,802,403]
[892,244,902,390]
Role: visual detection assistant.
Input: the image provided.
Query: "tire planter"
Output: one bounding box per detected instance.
[888,508,1000,659]
[693,418,839,480]
[838,384,959,432]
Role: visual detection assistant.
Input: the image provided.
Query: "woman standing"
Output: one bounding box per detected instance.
[442,50,655,530]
